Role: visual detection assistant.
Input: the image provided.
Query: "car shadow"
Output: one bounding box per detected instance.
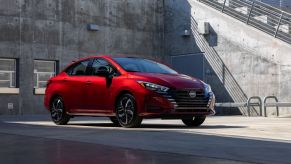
[68,123,246,129]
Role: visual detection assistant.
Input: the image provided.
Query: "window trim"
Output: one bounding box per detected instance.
[33,60,58,95]
[33,60,57,89]
[0,58,17,91]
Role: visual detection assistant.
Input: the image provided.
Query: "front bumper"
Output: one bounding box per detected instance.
[139,90,216,118]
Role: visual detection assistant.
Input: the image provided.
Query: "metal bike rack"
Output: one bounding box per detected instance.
[247,96,263,116]
[263,96,279,117]
[215,97,262,117]
[263,96,291,117]
[216,96,291,117]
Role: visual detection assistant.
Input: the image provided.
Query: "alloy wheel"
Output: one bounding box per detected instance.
[51,98,64,122]
[117,96,135,125]
[116,94,142,128]
[50,96,70,125]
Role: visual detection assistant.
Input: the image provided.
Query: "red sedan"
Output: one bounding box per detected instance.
[44,56,215,128]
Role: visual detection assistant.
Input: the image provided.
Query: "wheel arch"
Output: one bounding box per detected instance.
[114,90,134,109]
[49,93,63,110]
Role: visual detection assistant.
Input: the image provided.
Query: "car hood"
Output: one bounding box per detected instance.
[129,72,204,90]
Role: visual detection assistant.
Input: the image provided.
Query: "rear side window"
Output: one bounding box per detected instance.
[66,60,91,76]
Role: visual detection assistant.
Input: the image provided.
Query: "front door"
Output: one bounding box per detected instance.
[86,58,116,112]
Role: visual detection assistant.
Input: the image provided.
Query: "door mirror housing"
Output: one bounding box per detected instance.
[97,66,110,77]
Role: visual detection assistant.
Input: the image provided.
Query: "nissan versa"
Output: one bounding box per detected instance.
[44,56,215,128]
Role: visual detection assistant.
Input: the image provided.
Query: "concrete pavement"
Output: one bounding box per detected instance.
[1,115,291,163]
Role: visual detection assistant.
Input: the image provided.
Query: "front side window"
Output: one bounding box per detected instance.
[0,58,16,88]
[113,57,178,74]
[89,59,117,76]
[34,60,57,88]
[66,60,91,76]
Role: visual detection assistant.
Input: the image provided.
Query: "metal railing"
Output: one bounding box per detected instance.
[0,70,16,88]
[198,0,291,44]
[191,16,250,115]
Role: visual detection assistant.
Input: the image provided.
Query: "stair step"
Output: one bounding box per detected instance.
[253,15,268,24]
[235,6,249,15]
[275,24,290,33]
[217,0,229,7]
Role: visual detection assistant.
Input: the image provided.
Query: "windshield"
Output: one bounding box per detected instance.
[113,57,178,74]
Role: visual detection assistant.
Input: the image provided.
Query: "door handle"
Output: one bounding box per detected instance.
[62,78,67,82]
[85,81,92,85]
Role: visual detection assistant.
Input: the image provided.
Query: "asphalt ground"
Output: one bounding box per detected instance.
[1,115,291,164]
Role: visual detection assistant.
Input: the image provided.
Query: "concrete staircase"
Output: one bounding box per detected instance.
[199,0,291,44]
[187,0,291,116]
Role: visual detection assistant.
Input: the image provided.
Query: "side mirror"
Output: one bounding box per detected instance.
[97,66,110,77]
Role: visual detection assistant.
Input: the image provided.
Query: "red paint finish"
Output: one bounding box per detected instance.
[44,56,215,118]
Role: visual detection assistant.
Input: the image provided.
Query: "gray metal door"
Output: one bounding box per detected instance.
[171,53,204,80]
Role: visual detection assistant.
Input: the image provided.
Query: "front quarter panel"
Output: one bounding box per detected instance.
[44,73,69,111]
[110,77,149,113]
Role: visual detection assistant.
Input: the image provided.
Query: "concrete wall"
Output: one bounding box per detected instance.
[0,0,164,114]
[165,0,291,116]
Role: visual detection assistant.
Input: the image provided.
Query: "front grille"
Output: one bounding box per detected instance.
[162,89,210,113]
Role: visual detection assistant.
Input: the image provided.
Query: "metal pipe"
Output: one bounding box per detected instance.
[274,11,284,37]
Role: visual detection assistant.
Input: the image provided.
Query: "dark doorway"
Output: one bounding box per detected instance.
[171,53,204,80]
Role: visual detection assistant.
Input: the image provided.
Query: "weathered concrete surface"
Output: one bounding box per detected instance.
[164,0,291,116]
[0,133,249,164]
[0,0,164,114]
[1,115,291,164]
[191,0,291,116]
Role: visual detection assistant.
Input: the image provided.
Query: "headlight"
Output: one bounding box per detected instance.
[204,83,212,94]
[137,81,169,93]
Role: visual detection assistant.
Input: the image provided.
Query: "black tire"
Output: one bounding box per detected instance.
[115,93,142,128]
[50,96,70,125]
[182,116,206,127]
[109,117,121,126]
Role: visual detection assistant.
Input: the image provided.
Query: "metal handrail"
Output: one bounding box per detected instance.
[263,96,279,117]
[198,0,291,44]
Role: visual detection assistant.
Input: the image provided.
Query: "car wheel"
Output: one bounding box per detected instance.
[182,116,206,127]
[116,93,142,128]
[50,96,70,125]
[109,117,120,126]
